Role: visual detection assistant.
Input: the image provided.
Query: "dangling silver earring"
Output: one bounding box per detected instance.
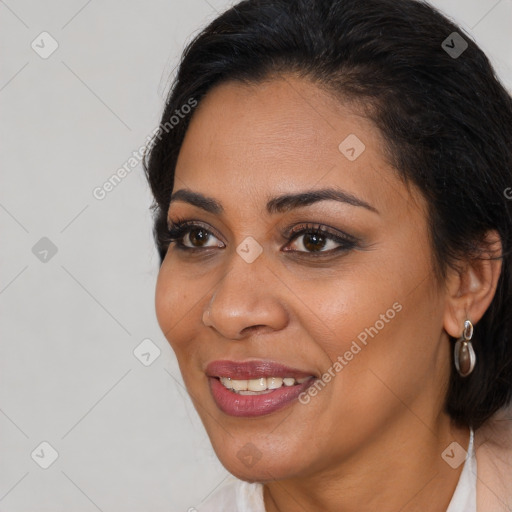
[454,320,476,377]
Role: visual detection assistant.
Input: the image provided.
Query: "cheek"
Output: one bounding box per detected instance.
[328,281,443,422]
[318,246,440,399]
[155,266,172,334]
[155,263,193,351]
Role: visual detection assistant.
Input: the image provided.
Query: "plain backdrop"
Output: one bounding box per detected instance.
[1,1,511,510]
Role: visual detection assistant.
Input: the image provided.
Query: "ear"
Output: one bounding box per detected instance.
[443,230,503,338]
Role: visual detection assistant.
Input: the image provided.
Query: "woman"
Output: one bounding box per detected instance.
[144,0,512,510]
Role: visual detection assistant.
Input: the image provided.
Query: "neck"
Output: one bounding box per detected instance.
[263,413,470,512]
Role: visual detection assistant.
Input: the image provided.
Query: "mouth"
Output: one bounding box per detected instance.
[218,375,312,394]
[205,360,317,417]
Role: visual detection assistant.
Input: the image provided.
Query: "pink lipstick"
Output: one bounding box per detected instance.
[206,360,316,417]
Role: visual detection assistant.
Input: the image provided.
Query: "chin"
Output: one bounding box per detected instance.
[216,451,303,483]
[206,429,314,483]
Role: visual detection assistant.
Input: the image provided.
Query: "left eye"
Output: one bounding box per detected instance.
[288,232,341,252]
[284,226,356,253]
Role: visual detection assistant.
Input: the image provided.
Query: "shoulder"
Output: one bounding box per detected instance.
[195,475,265,512]
[474,402,512,512]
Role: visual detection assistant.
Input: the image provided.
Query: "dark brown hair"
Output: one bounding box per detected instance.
[144,0,512,429]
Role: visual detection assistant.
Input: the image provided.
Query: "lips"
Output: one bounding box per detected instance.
[205,360,317,417]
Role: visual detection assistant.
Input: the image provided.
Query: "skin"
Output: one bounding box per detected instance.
[155,75,502,512]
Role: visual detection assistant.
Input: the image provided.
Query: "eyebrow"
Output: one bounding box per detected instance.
[169,187,378,215]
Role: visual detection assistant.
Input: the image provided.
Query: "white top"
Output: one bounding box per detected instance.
[197,428,477,512]
[446,427,477,512]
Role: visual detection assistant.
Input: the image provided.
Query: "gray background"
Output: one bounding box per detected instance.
[1,1,511,511]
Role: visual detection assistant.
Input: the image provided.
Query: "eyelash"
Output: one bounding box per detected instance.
[283,223,358,255]
[163,217,358,257]
[163,218,222,252]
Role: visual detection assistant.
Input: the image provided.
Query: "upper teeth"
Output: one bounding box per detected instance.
[220,376,310,393]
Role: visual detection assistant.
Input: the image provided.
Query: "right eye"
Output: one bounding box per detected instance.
[165,220,225,251]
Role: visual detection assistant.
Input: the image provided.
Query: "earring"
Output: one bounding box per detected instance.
[454,320,476,377]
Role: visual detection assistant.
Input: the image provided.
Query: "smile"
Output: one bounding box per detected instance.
[219,376,311,394]
[206,360,317,416]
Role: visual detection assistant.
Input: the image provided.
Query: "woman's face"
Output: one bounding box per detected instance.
[155,76,452,481]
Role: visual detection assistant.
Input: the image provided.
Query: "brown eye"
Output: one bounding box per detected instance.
[165,221,224,251]
[284,224,358,255]
[302,232,327,252]
[187,227,211,247]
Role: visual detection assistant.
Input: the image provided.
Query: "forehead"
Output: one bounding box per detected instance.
[174,76,424,218]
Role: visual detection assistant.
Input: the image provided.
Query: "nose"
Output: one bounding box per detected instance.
[202,252,289,340]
